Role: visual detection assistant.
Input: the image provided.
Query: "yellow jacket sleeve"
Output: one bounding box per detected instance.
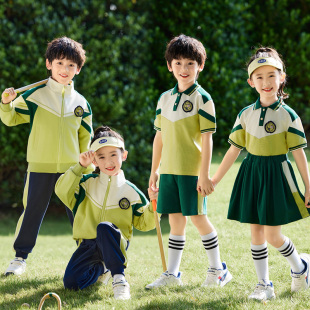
[0,96,30,126]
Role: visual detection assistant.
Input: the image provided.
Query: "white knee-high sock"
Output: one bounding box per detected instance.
[201,230,222,269]
[276,236,304,273]
[251,242,269,283]
[167,234,185,276]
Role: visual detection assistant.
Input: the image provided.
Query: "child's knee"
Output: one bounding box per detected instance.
[63,272,79,290]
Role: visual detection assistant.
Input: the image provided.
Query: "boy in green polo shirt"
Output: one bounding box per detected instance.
[1,37,93,276]
[146,34,232,289]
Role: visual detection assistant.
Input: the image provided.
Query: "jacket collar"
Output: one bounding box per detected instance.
[46,77,74,95]
[99,170,126,187]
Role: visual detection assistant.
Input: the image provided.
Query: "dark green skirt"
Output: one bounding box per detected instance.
[228,153,310,226]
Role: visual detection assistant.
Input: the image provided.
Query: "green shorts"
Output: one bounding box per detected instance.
[157,174,207,216]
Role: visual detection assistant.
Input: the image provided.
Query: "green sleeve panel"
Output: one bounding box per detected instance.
[55,163,87,211]
[125,180,156,232]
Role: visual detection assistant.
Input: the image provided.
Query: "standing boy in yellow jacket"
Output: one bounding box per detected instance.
[0,37,93,276]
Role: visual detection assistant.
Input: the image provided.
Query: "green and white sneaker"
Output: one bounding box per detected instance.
[202,262,232,287]
[291,253,310,292]
[5,257,26,276]
[145,271,183,290]
[248,280,275,301]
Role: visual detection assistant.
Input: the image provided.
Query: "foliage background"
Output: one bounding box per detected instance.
[0,0,309,206]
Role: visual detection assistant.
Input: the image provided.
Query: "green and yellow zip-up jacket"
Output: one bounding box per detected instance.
[55,164,156,242]
[0,78,93,173]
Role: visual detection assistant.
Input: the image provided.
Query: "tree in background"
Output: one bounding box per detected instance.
[0,0,309,207]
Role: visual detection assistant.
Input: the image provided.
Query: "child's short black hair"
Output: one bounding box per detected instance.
[165,34,206,66]
[45,37,86,69]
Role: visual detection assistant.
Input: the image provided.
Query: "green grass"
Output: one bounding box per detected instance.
[1,150,310,309]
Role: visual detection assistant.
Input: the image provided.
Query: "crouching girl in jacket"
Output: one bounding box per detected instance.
[55,125,157,300]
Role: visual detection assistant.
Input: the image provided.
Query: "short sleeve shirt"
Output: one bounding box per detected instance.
[228,98,307,155]
[154,82,216,176]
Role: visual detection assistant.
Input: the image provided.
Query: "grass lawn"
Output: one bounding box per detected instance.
[0,150,310,309]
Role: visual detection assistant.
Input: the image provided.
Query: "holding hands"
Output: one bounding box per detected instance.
[1,88,17,104]
[79,151,95,168]
[197,175,214,197]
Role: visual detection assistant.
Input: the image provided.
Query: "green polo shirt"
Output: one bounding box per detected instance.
[154,82,216,176]
[229,98,307,155]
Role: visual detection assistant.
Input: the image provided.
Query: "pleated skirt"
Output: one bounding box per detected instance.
[228,153,310,226]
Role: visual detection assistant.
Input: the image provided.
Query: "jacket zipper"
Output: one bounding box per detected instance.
[101,177,111,221]
[57,87,65,168]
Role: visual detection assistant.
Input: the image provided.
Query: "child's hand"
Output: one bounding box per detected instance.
[149,172,159,192]
[211,177,217,188]
[79,151,95,168]
[197,176,214,197]
[1,88,17,104]
[148,187,158,201]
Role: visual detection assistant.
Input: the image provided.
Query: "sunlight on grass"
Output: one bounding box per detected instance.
[0,149,310,309]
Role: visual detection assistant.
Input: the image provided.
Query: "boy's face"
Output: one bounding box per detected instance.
[167,58,204,92]
[93,146,128,176]
[46,58,81,85]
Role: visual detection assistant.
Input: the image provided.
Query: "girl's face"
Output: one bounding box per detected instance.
[167,58,204,92]
[247,65,286,106]
[93,146,127,176]
[46,58,80,85]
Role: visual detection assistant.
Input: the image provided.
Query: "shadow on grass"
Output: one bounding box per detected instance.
[136,285,245,310]
[0,274,112,310]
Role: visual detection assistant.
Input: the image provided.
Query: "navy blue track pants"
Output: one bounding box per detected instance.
[14,172,74,259]
[63,222,129,290]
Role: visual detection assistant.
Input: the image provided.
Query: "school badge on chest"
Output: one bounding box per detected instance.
[182,100,193,112]
[265,121,276,133]
[119,198,130,210]
[74,106,84,117]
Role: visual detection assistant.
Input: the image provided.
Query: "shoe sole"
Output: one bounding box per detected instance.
[248,294,275,301]
[145,281,183,290]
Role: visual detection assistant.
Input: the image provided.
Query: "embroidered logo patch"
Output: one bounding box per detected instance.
[265,121,276,133]
[99,138,107,144]
[119,198,130,210]
[258,59,267,64]
[182,100,193,112]
[74,106,84,117]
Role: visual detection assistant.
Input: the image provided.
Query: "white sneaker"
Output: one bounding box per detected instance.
[202,262,232,287]
[291,253,310,292]
[145,271,183,290]
[248,280,275,301]
[97,270,112,285]
[112,279,130,300]
[5,257,26,276]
